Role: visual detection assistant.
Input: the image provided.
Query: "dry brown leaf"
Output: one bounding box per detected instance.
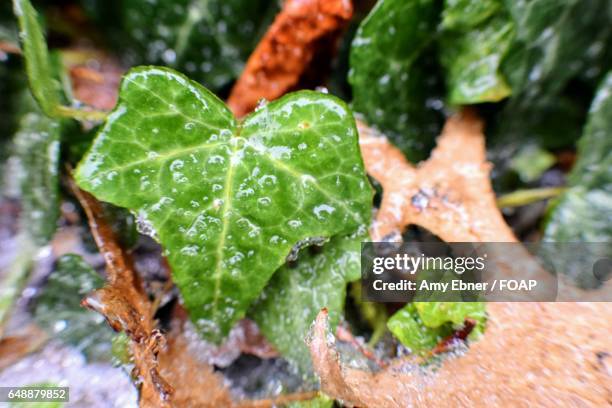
[227,0,353,117]
[70,178,235,407]
[309,305,612,407]
[358,109,517,243]
[157,324,233,408]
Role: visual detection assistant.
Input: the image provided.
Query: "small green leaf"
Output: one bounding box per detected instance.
[440,14,514,104]
[250,232,365,376]
[349,0,444,161]
[12,0,61,117]
[34,254,117,361]
[388,302,486,354]
[75,67,372,342]
[387,304,447,353]
[544,72,612,243]
[509,144,555,183]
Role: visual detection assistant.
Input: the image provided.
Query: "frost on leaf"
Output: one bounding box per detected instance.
[358,109,516,243]
[227,0,353,117]
[74,67,372,342]
[309,305,612,407]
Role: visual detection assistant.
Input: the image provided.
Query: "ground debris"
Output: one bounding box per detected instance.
[227,0,353,117]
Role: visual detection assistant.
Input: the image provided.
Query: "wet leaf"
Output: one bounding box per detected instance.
[75,67,372,342]
[118,0,273,92]
[33,254,117,361]
[349,0,444,161]
[501,0,612,100]
[358,111,516,242]
[440,13,514,104]
[309,304,612,407]
[250,231,364,376]
[544,72,612,242]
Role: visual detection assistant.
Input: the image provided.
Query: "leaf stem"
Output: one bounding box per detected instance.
[497,187,567,208]
[55,105,108,122]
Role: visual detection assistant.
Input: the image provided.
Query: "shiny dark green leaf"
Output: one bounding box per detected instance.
[349,0,444,161]
[440,14,514,104]
[119,0,273,91]
[544,72,612,242]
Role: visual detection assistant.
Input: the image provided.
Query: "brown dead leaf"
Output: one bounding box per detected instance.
[227,0,353,117]
[70,177,237,407]
[358,109,517,243]
[309,305,612,407]
[157,324,233,408]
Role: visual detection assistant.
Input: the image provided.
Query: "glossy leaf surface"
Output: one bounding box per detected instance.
[544,72,612,242]
[348,0,444,161]
[250,232,364,376]
[75,67,372,342]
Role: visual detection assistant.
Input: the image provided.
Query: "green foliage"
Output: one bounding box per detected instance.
[388,302,486,354]
[501,0,612,100]
[75,67,373,342]
[544,72,612,242]
[12,109,61,244]
[12,0,106,121]
[96,0,273,92]
[34,254,117,361]
[440,13,514,104]
[250,231,364,376]
[12,0,62,117]
[349,0,444,161]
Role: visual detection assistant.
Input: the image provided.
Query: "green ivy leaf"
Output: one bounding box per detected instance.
[115,0,273,91]
[34,254,117,361]
[440,14,514,104]
[501,0,612,100]
[388,302,486,354]
[544,72,612,243]
[75,67,372,342]
[250,231,364,376]
[348,0,444,161]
